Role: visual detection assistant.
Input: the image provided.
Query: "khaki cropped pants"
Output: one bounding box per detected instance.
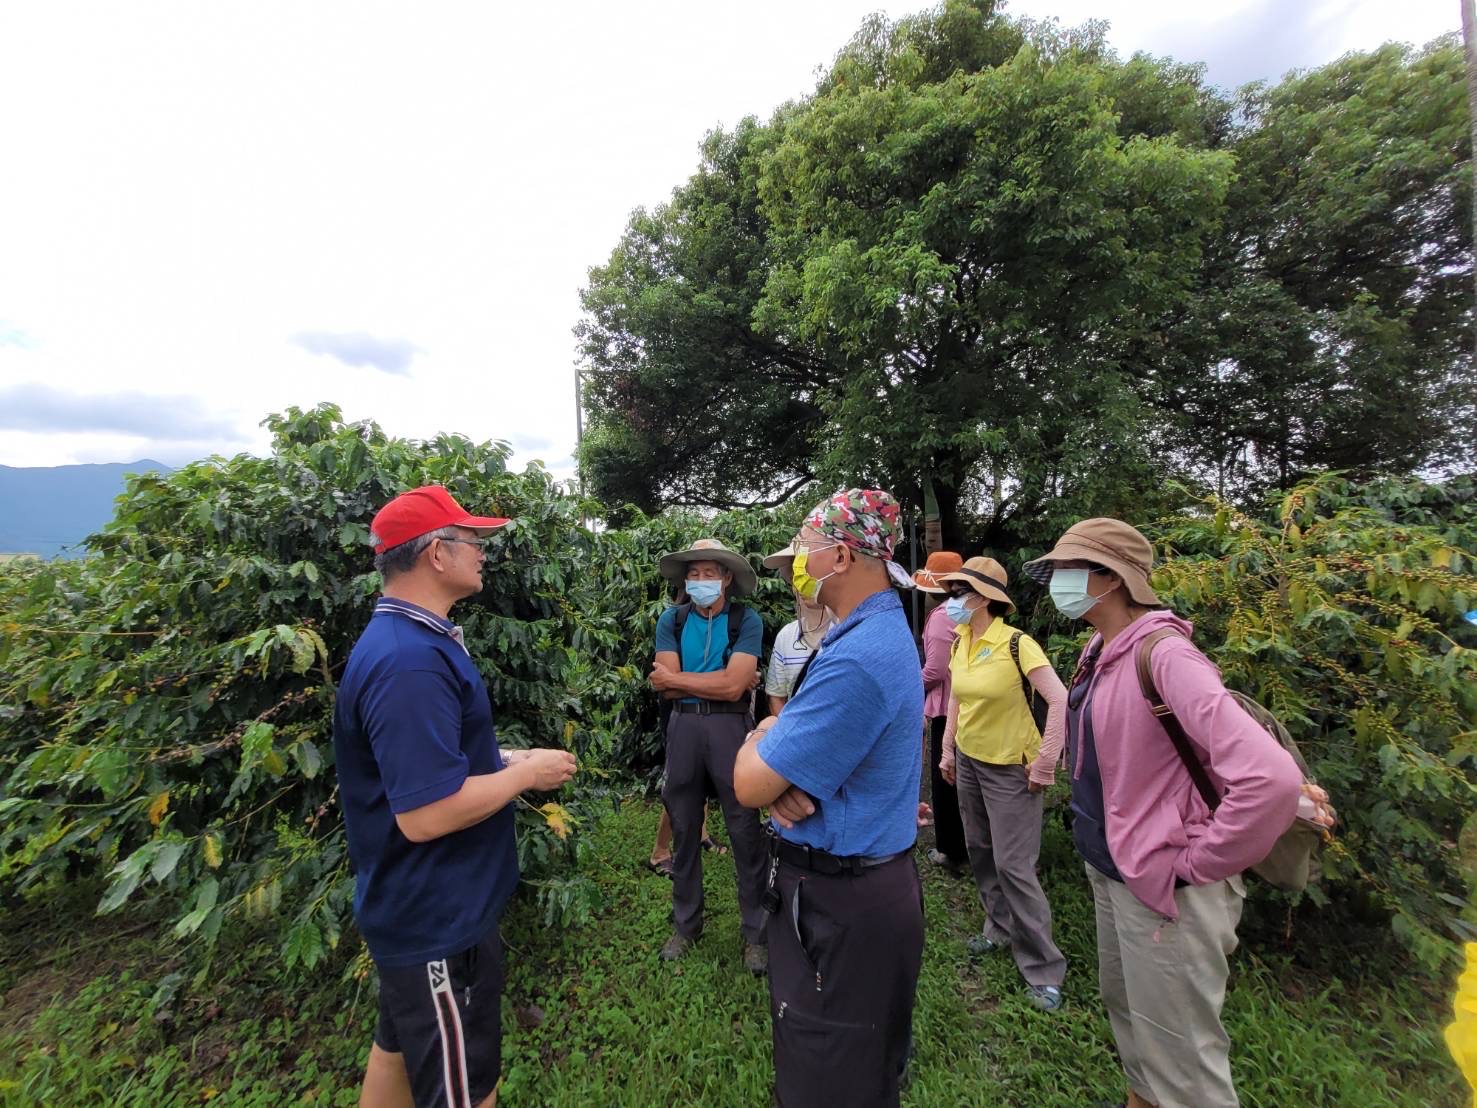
[1087,864,1246,1108]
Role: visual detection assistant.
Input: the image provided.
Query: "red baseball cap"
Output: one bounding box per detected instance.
[369,486,510,553]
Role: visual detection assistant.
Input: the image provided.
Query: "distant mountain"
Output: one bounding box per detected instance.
[0,460,172,558]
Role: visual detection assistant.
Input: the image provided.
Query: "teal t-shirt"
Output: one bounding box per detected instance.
[655,600,763,704]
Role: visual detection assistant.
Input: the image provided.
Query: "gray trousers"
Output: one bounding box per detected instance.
[955,753,1066,988]
[1087,864,1245,1108]
[661,709,768,944]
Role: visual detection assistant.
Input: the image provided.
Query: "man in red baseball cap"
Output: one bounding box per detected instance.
[336,485,577,1108]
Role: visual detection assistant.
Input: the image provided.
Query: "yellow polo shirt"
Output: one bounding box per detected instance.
[948,618,1050,765]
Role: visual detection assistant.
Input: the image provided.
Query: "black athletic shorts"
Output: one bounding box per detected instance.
[374,929,503,1108]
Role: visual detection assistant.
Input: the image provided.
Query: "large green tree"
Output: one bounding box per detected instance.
[1173,41,1475,495]
[577,2,1473,546]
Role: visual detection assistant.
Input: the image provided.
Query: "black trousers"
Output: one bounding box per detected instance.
[928,715,967,865]
[661,710,769,943]
[767,853,924,1108]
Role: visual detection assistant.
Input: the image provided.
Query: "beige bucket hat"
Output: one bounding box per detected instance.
[938,556,1015,611]
[1022,517,1161,607]
[658,537,757,597]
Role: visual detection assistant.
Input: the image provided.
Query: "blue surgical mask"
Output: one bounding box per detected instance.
[686,580,723,608]
[944,596,975,624]
[1048,568,1101,619]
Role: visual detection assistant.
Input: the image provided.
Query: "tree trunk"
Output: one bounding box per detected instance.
[935,479,965,555]
[1464,0,1477,361]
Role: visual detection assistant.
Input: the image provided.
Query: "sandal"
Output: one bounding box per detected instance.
[701,837,729,856]
[645,856,675,878]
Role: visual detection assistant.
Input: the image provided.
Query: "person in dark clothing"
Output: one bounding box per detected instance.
[914,550,968,871]
[649,538,769,974]
[335,485,577,1108]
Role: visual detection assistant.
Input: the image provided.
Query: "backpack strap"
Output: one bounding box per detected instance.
[791,649,818,699]
[669,603,692,671]
[724,602,746,663]
[1137,628,1221,812]
[1008,631,1034,708]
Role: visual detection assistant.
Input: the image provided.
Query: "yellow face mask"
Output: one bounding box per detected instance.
[791,545,838,604]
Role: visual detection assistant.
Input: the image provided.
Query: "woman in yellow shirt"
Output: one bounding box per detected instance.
[939,557,1069,1010]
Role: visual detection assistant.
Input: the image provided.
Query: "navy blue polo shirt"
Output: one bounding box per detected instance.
[756,589,923,857]
[333,597,519,967]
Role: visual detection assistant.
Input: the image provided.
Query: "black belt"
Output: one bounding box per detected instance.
[771,834,908,876]
[673,700,749,715]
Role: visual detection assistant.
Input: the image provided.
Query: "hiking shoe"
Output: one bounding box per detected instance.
[1027,985,1064,1011]
[742,941,768,975]
[925,849,966,875]
[967,934,1003,957]
[659,932,696,961]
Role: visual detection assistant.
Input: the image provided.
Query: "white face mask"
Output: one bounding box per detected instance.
[1049,568,1106,619]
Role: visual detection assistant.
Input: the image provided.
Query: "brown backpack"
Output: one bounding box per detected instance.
[1136,628,1331,891]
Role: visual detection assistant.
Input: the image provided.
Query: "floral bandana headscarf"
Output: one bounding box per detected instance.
[804,488,915,589]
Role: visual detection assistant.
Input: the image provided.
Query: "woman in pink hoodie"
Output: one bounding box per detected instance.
[1024,518,1300,1108]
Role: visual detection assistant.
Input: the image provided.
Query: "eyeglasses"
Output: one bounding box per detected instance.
[792,536,841,554]
[436,536,489,554]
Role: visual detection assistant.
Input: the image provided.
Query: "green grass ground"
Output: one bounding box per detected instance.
[0,799,1465,1106]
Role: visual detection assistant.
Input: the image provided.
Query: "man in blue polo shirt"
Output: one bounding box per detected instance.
[335,485,577,1108]
[734,489,924,1108]
[648,537,768,973]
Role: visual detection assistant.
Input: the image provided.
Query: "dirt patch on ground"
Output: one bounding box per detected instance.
[0,912,165,1043]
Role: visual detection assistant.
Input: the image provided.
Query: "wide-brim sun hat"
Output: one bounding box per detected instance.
[913,550,964,594]
[658,537,758,597]
[1022,517,1161,607]
[938,556,1014,611]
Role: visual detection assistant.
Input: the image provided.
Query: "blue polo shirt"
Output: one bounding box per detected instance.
[654,599,763,704]
[756,589,923,857]
[333,597,519,967]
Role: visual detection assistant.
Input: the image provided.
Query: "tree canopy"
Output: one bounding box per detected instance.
[576,0,1474,548]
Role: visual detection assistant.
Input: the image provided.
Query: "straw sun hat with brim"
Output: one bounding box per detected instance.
[938,556,1015,611]
[658,538,758,597]
[1021,517,1161,607]
[912,551,964,594]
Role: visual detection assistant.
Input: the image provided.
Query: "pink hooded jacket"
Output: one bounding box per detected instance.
[1076,609,1301,919]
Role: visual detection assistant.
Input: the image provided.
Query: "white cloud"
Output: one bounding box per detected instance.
[0,0,1456,484]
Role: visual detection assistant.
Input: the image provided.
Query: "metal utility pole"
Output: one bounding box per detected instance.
[1464,0,1477,359]
[573,366,586,527]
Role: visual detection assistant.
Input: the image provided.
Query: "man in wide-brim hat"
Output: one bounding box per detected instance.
[649,538,769,974]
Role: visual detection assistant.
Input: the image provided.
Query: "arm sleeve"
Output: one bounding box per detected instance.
[755,653,882,802]
[732,608,763,658]
[921,611,953,694]
[1153,638,1302,885]
[654,608,678,655]
[360,667,470,814]
[1025,660,1068,786]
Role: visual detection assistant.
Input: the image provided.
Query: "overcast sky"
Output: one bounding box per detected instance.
[0,1,1458,479]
